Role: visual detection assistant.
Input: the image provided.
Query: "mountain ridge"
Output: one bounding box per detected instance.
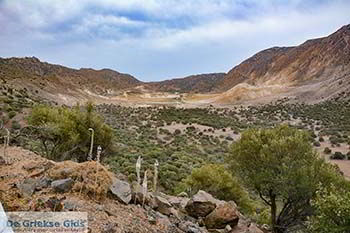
[1,24,350,105]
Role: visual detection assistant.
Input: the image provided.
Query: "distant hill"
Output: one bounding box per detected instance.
[148,73,226,93]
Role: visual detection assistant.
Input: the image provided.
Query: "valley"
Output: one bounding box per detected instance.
[1,23,350,233]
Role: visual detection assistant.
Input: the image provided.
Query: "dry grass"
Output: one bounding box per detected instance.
[48,161,113,199]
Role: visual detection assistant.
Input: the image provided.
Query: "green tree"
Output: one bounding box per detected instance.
[28,102,114,161]
[227,125,331,233]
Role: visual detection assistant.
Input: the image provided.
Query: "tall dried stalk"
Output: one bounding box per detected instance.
[153,160,159,194]
[142,170,148,208]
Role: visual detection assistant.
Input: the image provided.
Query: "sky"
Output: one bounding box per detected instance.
[0,0,349,81]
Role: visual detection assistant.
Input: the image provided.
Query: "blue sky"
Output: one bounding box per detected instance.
[0,0,349,81]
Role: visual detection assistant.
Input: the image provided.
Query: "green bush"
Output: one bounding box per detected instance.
[177,164,255,214]
[11,120,21,130]
[28,102,114,161]
[324,147,332,154]
[8,111,16,119]
[330,152,346,160]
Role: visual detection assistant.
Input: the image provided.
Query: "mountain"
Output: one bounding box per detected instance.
[149,73,226,93]
[0,57,142,103]
[214,24,350,103]
[1,24,350,105]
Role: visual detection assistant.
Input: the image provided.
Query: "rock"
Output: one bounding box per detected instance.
[168,196,190,211]
[204,202,239,229]
[22,162,41,170]
[185,190,217,218]
[102,222,117,233]
[178,192,189,197]
[154,195,173,216]
[225,225,232,233]
[35,176,52,190]
[178,221,208,233]
[148,215,157,225]
[45,197,64,211]
[109,178,132,204]
[51,178,74,193]
[247,224,264,233]
[18,178,37,197]
[63,200,80,211]
[131,181,149,205]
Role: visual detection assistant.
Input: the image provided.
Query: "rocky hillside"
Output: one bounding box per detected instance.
[214,24,350,103]
[0,146,264,233]
[0,57,142,104]
[149,73,226,93]
[1,24,350,105]
[219,24,350,90]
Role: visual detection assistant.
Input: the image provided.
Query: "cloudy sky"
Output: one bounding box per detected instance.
[0,0,349,81]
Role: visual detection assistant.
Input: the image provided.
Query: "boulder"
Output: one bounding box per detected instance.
[51,178,74,193]
[168,196,189,211]
[178,221,209,233]
[154,196,173,216]
[18,178,37,197]
[35,176,52,190]
[204,202,239,229]
[185,190,217,218]
[109,178,132,204]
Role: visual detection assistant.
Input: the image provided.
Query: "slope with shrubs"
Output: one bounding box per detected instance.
[21,103,114,162]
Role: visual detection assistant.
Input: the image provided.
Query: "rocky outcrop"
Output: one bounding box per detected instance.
[185,190,218,218]
[109,178,132,204]
[204,202,239,229]
[51,178,74,193]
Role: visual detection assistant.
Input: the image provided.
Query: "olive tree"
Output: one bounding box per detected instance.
[227,125,329,233]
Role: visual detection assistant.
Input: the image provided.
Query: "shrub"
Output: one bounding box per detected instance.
[324,147,332,154]
[330,152,346,160]
[174,129,181,135]
[8,111,16,119]
[313,141,321,147]
[11,120,21,130]
[177,164,255,214]
[28,102,114,161]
